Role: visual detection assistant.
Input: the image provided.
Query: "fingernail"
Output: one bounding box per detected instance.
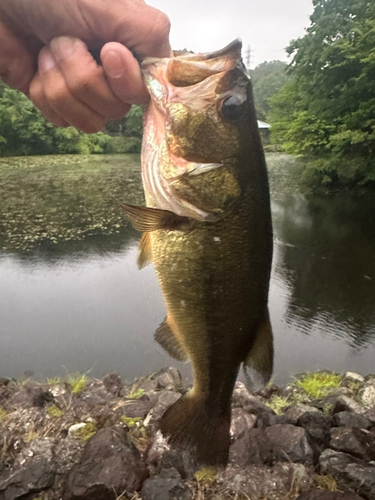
[102,50,125,78]
[39,49,56,73]
[50,36,82,61]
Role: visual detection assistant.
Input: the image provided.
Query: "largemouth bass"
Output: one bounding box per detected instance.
[122,40,273,467]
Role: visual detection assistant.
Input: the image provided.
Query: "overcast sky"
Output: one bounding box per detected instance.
[148,0,314,68]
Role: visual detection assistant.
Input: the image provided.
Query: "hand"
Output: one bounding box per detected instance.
[0,0,171,132]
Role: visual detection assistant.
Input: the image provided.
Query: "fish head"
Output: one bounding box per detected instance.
[141,40,263,221]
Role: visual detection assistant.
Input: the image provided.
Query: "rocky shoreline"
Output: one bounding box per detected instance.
[0,368,374,500]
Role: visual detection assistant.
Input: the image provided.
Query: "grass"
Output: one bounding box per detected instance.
[47,405,64,418]
[127,388,145,399]
[72,422,97,443]
[121,416,142,428]
[266,395,290,415]
[67,373,88,394]
[297,372,342,399]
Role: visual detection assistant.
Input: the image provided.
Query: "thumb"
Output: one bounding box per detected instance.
[101,42,149,105]
[0,21,36,93]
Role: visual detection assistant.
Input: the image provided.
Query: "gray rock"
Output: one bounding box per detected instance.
[230,408,257,440]
[283,404,320,424]
[256,410,294,428]
[144,391,181,428]
[332,411,372,430]
[151,367,184,393]
[121,398,157,419]
[140,468,192,500]
[232,382,271,413]
[344,372,365,384]
[362,386,375,409]
[7,385,53,409]
[54,438,84,475]
[102,374,123,396]
[230,424,314,466]
[264,425,315,465]
[64,427,148,500]
[332,396,366,416]
[0,457,54,500]
[297,490,364,500]
[219,462,314,499]
[319,449,375,500]
[297,411,332,449]
[329,427,375,461]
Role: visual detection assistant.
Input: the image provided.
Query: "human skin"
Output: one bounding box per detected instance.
[0,0,171,132]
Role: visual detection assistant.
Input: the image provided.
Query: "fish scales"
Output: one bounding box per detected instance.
[122,39,273,466]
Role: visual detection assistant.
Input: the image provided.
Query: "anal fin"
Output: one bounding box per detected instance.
[243,311,274,393]
[155,317,188,362]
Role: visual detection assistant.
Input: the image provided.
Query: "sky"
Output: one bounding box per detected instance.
[148,0,315,68]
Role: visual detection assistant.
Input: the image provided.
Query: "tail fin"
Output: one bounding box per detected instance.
[159,392,230,467]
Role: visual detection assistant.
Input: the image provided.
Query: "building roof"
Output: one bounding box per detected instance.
[257,120,271,129]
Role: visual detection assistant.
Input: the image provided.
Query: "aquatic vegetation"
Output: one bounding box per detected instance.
[297,372,342,399]
[266,395,290,415]
[0,154,143,251]
[67,373,88,394]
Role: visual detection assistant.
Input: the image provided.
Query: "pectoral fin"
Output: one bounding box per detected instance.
[155,317,188,362]
[121,204,190,232]
[137,232,152,269]
[243,312,274,393]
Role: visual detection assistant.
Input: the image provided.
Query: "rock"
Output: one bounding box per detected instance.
[362,386,375,409]
[256,383,284,400]
[283,404,320,424]
[255,410,294,428]
[144,391,181,428]
[297,412,332,450]
[0,457,54,499]
[297,490,364,500]
[230,425,314,466]
[103,374,123,396]
[264,425,314,465]
[121,398,157,419]
[329,427,375,461]
[332,412,372,430]
[15,437,55,465]
[64,427,148,500]
[332,397,366,416]
[54,438,83,475]
[219,462,314,500]
[319,449,375,500]
[140,468,192,500]
[151,367,184,393]
[232,382,273,414]
[344,373,365,384]
[230,408,257,440]
[7,385,53,409]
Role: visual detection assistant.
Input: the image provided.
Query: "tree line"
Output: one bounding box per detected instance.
[1,0,374,189]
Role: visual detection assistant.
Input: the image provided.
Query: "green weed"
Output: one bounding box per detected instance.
[297,372,342,399]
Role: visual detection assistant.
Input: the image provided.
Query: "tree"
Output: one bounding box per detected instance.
[250,61,291,122]
[269,0,375,187]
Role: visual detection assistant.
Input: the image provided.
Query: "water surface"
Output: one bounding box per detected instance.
[1,154,374,383]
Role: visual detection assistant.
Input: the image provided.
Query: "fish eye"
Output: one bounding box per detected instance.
[220,94,246,121]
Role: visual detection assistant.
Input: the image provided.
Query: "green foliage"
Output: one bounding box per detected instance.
[250,61,291,121]
[0,85,143,156]
[269,0,375,187]
[297,372,342,399]
[72,422,97,442]
[121,416,142,427]
[266,396,290,415]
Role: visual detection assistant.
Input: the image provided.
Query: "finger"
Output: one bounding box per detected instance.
[101,42,149,105]
[38,46,106,134]
[49,36,130,119]
[0,21,35,92]
[29,73,70,128]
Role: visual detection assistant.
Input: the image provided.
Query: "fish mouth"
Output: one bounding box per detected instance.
[141,40,248,222]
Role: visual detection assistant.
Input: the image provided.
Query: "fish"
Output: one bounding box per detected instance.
[122,39,273,467]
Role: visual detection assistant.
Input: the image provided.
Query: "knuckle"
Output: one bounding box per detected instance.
[45,83,68,112]
[69,68,101,98]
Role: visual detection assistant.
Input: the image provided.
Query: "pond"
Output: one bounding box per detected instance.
[0,153,374,384]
